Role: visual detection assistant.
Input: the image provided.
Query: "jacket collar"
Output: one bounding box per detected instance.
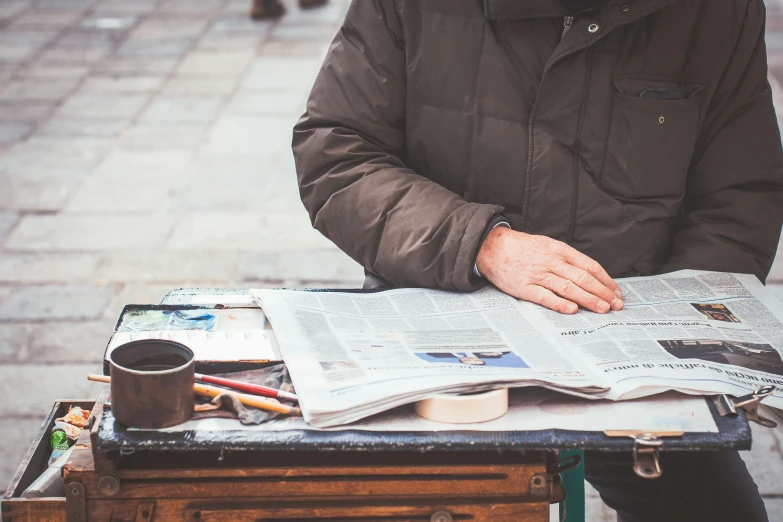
[483,0,570,20]
[483,0,670,20]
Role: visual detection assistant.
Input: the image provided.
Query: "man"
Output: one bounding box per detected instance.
[292,0,783,520]
[250,0,327,20]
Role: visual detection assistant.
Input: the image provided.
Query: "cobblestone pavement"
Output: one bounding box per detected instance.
[1,1,783,520]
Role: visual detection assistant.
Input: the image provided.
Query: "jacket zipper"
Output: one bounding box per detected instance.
[562,15,573,38]
[522,0,682,233]
[562,7,597,39]
[567,46,594,243]
[521,5,626,232]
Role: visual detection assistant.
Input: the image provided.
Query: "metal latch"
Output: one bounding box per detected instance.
[631,434,664,479]
[714,385,777,428]
[65,482,86,522]
[605,430,683,480]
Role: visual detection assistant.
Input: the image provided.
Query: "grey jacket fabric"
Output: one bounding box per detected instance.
[293,0,783,291]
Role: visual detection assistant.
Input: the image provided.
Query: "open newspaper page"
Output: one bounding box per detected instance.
[252,286,607,427]
[521,270,783,409]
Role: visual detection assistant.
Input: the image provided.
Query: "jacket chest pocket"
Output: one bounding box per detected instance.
[601,78,702,199]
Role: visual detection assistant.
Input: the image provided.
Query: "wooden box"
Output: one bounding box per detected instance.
[3,400,560,522]
[2,400,94,522]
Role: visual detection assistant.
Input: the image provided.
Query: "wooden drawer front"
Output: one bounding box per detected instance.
[1,498,65,522]
[82,498,550,522]
[196,501,549,521]
[70,464,548,500]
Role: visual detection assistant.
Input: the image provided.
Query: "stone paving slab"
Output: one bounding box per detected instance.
[38,117,130,138]
[0,323,30,363]
[0,104,56,125]
[24,319,115,363]
[65,161,189,212]
[239,249,364,285]
[0,284,117,321]
[95,250,241,283]
[0,211,18,243]
[161,75,238,95]
[6,214,175,250]
[176,49,255,76]
[1,136,112,172]
[79,74,165,93]
[139,95,226,123]
[14,63,90,80]
[0,78,80,101]
[56,91,152,119]
[0,364,104,417]
[167,211,337,251]
[92,56,179,75]
[117,122,210,151]
[202,114,297,155]
[0,253,99,283]
[0,169,89,211]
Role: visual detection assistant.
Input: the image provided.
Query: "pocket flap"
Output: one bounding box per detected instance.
[613,77,704,99]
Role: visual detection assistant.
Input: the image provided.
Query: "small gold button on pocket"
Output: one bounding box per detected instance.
[658,116,665,124]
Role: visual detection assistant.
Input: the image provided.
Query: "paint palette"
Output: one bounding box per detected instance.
[118,308,267,333]
[104,305,280,372]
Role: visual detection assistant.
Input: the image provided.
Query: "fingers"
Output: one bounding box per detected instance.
[552,263,624,311]
[559,245,623,299]
[518,285,578,315]
[542,274,612,313]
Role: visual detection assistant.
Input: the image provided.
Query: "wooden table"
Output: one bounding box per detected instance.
[3,398,562,522]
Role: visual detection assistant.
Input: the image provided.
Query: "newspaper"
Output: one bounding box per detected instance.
[252,270,783,427]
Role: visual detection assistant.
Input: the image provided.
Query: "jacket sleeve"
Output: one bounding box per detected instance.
[292,0,503,291]
[659,0,783,282]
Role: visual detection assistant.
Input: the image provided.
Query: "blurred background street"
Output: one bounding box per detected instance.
[0,0,782,519]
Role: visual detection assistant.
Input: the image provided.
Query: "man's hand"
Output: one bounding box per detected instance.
[476,227,624,314]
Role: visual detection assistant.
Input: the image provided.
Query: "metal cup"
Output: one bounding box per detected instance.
[108,340,195,429]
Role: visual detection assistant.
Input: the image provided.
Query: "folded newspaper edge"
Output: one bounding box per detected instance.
[251,270,783,428]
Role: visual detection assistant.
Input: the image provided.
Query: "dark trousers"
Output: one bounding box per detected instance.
[584,451,768,522]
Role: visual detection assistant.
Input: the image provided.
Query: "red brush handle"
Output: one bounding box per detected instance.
[195,374,280,399]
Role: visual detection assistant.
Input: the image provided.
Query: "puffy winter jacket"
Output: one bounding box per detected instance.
[293,0,783,290]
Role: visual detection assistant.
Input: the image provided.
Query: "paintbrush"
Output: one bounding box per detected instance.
[194,373,298,402]
[87,374,301,416]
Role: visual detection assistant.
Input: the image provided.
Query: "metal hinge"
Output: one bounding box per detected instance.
[632,434,663,480]
[714,385,777,428]
[65,482,86,522]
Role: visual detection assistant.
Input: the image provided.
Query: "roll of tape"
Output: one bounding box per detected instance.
[414,388,509,424]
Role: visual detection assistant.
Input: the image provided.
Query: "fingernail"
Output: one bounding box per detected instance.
[615,288,623,299]
[567,303,578,314]
[598,301,610,313]
[612,298,624,310]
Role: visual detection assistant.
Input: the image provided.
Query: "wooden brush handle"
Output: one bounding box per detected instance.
[194,383,301,416]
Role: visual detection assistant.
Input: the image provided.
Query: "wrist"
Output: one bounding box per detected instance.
[476,226,512,279]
